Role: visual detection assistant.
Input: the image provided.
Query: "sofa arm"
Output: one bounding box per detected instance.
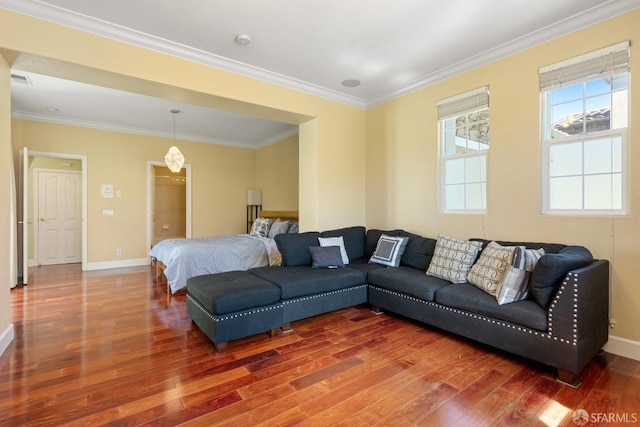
[548,260,609,345]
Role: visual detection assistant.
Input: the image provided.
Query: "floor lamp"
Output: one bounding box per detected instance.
[247,190,262,233]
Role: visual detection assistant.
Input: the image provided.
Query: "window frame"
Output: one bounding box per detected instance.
[539,42,630,216]
[437,87,490,214]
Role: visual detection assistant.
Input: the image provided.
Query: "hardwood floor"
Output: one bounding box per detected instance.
[1,264,638,426]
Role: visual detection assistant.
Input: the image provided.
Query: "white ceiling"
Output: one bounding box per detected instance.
[4,0,638,147]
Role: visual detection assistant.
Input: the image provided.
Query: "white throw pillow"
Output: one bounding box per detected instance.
[318,236,349,264]
[467,241,516,296]
[426,234,482,284]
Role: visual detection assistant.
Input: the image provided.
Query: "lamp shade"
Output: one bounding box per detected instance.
[164,146,185,173]
[247,189,262,205]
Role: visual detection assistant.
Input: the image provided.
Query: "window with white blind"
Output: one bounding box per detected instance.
[438,86,489,213]
[540,41,630,214]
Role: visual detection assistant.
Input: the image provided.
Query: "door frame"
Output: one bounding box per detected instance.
[146,161,192,253]
[33,168,82,266]
[26,151,88,271]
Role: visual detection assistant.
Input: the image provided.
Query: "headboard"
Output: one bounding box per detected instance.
[259,210,299,222]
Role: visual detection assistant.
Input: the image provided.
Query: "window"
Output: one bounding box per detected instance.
[438,87,489,212]
[540,42,630,214]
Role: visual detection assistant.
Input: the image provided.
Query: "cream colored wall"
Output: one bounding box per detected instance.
[366,10,640,343]
[0,51,13,355]
[256,134,299,211]
[12,119,257,262]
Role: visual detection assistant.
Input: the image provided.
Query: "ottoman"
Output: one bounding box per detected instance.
[186,271,283,352]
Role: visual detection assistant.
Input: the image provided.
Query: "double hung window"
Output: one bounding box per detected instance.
[438,87,489,213]
[540,42,630,214]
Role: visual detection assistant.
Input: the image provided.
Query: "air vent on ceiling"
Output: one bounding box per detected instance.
[10,73,32,86]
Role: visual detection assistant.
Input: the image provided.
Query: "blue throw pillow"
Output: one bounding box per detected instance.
[309,246,344,268]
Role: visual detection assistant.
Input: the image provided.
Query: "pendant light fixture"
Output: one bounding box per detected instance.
[164,109,185,173]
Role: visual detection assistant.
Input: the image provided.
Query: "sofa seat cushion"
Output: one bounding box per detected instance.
[250,266,366,299]
[368,266,451,302]
[187,271,281,315]
[434,283,548,331]
[346,258,388,276]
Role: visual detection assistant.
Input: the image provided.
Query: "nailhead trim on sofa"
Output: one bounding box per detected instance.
[282,283,368,305]
[368,279,580,346]
[187,293,283,322]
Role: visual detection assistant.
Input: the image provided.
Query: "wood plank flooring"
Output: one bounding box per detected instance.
[1,264,639,426]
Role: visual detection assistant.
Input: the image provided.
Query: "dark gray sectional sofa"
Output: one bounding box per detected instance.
[186,226,609,387]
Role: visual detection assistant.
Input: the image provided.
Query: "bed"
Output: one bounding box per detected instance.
[149,210,298,295]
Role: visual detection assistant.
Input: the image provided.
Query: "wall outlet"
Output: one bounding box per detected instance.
[116,249,122,256]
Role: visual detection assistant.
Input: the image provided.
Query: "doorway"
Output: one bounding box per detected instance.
[17,149,87,284]
[147,162,191,250]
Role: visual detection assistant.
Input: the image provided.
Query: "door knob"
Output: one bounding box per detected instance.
[40,217,47,222]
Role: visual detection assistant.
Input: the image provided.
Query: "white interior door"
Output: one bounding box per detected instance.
[37,170,82,265]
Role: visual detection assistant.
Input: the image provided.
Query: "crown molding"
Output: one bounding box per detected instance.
[2,0,638,109]
[12,110,293,149]
[0,0,367,109]
[366,0,640,107]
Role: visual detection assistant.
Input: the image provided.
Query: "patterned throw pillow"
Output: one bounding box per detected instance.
[250,217,272,238]
[495,247,545,305]
[368,235,409,268]
[426,234,482,284]
[318,236,349,264]
[287,222,299,234]
[467,241,516,295]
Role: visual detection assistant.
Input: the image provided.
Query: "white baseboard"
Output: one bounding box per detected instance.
[0,324,14,358]
[604,335,640,361]
[84,258,149,271]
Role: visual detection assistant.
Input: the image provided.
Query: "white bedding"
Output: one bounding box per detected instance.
[149,234,282,293]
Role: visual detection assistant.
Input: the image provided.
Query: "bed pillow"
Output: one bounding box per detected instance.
[275,232,321,266]
[250,217,272,238]
[369,234,409,268]
[467,241,516,296]
[287,222,299,234]
[426,234,482,284]
[268,219,290,238]
[495,246,545,305]
[309,246,344,268]
[318,236,349,264]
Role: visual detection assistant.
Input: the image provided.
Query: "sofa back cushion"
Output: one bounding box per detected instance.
[321,226,366,261]
[529,246,594,308]
[275,232,321,266]
[471,238,566,255]
[397,231,437,271]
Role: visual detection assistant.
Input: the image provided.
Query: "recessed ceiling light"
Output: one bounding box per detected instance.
[235,34,252,46]
[46,107,59,112]
[341,79,361,88]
